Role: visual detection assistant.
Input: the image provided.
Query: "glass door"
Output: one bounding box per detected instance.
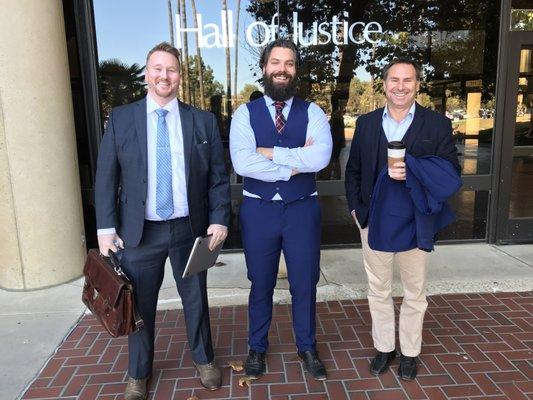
[496,32,533,242]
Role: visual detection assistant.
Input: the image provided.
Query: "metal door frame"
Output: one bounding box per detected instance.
[492,30,533,242]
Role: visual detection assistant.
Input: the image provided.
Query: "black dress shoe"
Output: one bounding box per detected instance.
[398,354,417,381]
[370,350,396,375]
[298,350,327,381]
[245,350,266,379]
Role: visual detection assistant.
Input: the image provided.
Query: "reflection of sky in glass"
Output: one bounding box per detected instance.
[94,0,268,93]
[93,1,493,93]
[93,0,379,92]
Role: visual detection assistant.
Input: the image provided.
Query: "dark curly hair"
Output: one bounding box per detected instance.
[259,38,300,70]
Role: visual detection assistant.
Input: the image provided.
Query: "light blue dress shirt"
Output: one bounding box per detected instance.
[97,95,188,235]
[145,95,189,221]
[382,102,416,143]
[230,95,332,200]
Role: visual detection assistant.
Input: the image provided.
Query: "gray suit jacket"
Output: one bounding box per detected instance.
[95,98,230,247]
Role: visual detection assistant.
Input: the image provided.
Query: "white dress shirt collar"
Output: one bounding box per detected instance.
[146,94,179,115]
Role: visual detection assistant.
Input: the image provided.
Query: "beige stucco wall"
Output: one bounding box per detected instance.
[0,0,86,289]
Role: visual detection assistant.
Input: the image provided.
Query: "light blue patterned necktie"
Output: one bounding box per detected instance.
[155,108,173,219]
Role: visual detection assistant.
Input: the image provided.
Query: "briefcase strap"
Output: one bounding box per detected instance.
[108,250,128,279]
[107,250,144,331]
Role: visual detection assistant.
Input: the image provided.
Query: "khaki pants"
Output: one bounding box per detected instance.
[359,227,429,357]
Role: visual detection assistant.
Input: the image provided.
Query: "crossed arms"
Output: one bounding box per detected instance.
[229,102,332,181]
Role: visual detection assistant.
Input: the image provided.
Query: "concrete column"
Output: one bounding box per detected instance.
[0,0,86,290]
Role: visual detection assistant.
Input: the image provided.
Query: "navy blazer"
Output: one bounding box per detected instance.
[95,98,231,247]
[345,103,460,229]
[367,155,462,252]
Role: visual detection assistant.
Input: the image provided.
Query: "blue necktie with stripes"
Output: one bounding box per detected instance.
[155,108,173,220]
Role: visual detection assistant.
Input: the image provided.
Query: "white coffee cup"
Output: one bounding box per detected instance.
[387,141,406,168]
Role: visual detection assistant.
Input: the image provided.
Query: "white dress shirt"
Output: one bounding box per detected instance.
[230,95,332,200]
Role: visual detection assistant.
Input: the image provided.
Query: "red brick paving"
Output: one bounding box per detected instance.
[21,292,533,399]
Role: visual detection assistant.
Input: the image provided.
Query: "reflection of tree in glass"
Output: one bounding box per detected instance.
[308,83,333,113]
[222,0,233,115]
[345,77,385,115]
[445,94,466,113]
[233,0,242,108]
[190,0,206,109]
[236,83,262,108]
[246,0,500,111]
[430,30,485,75]
[179,0,191,103]
[246,0,399,101]
[187,56,224,108]
[416,92,434,109]
[511,9,533,31]
[98,59,146,122]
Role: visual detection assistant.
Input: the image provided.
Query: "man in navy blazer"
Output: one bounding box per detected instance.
[95,43,230,399]
[345,58,459,381]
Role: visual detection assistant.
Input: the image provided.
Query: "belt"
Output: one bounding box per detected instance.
[145,216,189,224]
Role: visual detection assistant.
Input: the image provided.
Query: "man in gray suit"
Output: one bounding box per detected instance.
[95,42,230,399]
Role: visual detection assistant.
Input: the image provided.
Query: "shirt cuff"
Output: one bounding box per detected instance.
[272,146,290,165]
[351,211,362,230]
[97,228,116,235]
[279,165,293,181]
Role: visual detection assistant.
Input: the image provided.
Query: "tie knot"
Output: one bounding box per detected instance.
[155,108,168,118]
[274,101,285,112]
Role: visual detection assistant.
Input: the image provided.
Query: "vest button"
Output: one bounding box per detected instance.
[278,139,282,143]
[276,187,280,191]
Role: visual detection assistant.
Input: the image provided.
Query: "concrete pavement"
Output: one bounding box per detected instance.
[2,243,532,400]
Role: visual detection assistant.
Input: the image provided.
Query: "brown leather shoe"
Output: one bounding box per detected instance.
[195,361,222,390]
[124,376,149,400]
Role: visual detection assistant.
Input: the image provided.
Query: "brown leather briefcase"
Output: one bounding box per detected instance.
[82,249,143,337]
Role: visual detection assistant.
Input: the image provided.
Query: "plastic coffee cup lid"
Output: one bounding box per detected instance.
[387,141,405,149]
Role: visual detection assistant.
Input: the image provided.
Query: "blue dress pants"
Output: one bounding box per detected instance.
[120,218,213,379]
[240,196,321,353]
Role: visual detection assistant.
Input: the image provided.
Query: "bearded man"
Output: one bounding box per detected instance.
[230,38,332,381]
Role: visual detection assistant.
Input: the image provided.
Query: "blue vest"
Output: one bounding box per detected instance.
[244,97,316,202]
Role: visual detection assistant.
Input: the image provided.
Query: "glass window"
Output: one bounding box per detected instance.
[509,47,533,219]
[92,0,499,246]
[511,0,533,31]
[441,189,488,240]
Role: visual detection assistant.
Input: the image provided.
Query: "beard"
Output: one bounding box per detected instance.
[263,72,297,101]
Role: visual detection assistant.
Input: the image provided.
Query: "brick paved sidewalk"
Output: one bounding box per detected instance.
[21,292,532,400]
